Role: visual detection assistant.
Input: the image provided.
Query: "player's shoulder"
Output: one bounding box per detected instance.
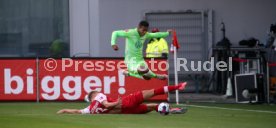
[121,28,136,37]
[96,93,106,98]
[123,28,135,32]
[94,93,107,102]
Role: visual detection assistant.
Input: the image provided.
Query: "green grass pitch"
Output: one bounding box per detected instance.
[0,102,276,128]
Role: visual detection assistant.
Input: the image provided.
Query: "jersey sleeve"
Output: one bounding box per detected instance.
[147,32,169,39]
[111,30,129,45]
[80,106,90,114]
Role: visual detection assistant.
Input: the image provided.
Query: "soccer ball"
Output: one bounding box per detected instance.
[84,94,90,102]
[158,102,170,115]
[242,89,249,99]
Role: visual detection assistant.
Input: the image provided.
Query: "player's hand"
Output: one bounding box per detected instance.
[57,110,64,114]
[116,96,122,106]
[112,45,119,51]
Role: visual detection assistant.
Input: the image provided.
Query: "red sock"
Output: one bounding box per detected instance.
[153,85,180,95]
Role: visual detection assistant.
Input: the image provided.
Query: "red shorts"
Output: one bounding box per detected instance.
[121,104,149,114]
[121,91,144,109]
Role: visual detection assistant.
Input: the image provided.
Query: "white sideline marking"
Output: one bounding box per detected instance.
[186,104,276,114]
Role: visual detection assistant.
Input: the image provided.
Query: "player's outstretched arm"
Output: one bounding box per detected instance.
[147,29,174,39]
[57,109,82,114]
[102,96,122,109]
[111,30,129,51]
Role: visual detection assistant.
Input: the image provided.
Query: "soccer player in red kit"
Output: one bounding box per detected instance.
[57,82,187,114]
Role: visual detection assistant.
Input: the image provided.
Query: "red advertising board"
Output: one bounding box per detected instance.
[0,58,168,101]
[0,59,37,101]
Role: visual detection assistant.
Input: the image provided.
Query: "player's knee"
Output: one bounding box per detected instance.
[138,66,149,75]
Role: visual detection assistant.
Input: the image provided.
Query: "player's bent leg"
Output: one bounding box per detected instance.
[121,104,151,114]
[137,66,152,80]
[125,67,151,80]
[138,65,167,80]
[122,70,130,76]
[137,65,149,75]
[141,89,155,100]
[145,103,159,112]
[156,74,168,80]
[128,71,144,79]
[127,62,164,80]
[142,75,151,80]
[121,91,145,109]
[125,61,145,79]
[123,69,146,79]
[123,69,148,80]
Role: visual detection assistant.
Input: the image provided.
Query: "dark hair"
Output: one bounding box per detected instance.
[139,20,149,27]
[87,91,98,102]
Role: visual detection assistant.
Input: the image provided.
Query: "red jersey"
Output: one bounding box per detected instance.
[80,91,145,114]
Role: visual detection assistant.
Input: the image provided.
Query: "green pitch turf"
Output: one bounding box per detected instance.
[0,102,276,128]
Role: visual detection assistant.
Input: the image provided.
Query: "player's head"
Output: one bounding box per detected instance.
[88,91,99,102]
[138,20,149,36]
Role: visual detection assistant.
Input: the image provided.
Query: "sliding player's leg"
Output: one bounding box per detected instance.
[129,103,188,114]
[146,103,188,114]
[120,82,187,110]
[145,103,159,112]
[142,82,187,100]
[121,104,152,114]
